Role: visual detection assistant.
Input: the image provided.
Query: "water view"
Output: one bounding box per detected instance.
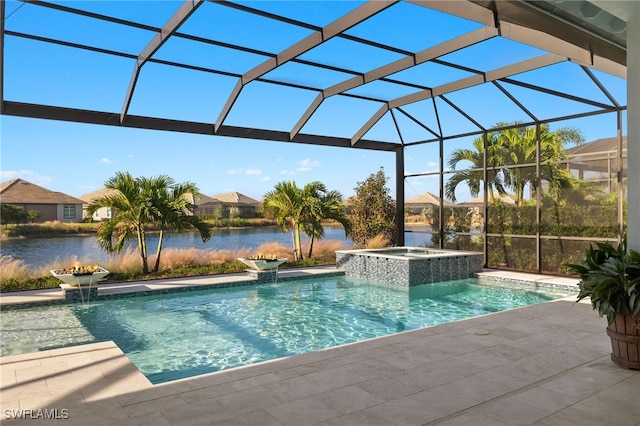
[0,227,349,270]
[1,226,435,270]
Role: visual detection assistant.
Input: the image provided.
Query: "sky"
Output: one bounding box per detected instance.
[1,115,395,201]
[0,0,628,203]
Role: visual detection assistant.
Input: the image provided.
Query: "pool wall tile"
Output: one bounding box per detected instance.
[336,248,484,287]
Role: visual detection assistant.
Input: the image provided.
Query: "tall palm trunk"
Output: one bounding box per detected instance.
[293,223,303,261]
[153,229,164,273]
[308,230,316,259]
[137,228,149,274]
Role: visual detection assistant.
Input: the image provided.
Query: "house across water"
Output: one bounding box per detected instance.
[0,179,84,223]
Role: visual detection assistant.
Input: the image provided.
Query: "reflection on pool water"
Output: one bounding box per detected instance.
[0,276,573,384]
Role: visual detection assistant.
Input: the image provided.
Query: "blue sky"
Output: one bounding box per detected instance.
[0,0,628,202]
[1,115,395,200]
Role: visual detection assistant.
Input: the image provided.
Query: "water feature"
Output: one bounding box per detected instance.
[0,275,573,384]
[336,247,484,286]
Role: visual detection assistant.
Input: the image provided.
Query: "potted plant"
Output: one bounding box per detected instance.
[566,240,640,369]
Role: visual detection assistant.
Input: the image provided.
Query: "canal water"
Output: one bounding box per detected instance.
[1,226,435,270]
[1,227,352,270]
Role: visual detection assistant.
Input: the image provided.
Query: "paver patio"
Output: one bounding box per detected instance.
[1,270,638,425]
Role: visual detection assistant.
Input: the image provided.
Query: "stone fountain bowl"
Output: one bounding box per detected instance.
[50,267,110,287]
[238,258,287,271]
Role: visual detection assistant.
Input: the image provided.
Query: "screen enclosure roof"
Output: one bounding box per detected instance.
[0,0,632,152]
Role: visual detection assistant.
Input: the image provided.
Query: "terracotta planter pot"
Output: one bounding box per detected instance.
[606,314,640,370]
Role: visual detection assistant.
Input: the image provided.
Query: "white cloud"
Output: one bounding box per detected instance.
[245,168,263,176]
[298,158,320,168]
[426,161,437,167]
[280,169,294,176]
[100,158,113,164]
[0,170,53,186]
[296,158,320,172]
[228,168,263,176]
[259,176,271,182]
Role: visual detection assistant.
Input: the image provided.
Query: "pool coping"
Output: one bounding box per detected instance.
[0,265,343,308]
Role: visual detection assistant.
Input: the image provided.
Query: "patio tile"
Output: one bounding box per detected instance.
[0,367,16,385]
[262,374,327,402]
[318,409,393,426]
[361,395,447,425]
[18,390,87,409]
[230,372,282,391]
[539,367,635,399]
[355,374,426,400]
[266,385,383,426]
[214,409,285,426]
[179,382,237,402]
[475,395,555,425]
[159,398,235,426]
[215,386,283,415]
[121,394,189,418]
[410,374,513,413]
[435,412,511,425]
[508,386,583,413]
[266,392,342,425]
[535,392,640,426]
[103,411,172,426]
[452,343,531,370]
[1,378,50,402]
[312,385,384,414]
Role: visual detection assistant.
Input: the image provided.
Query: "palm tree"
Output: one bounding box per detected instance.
[300,182,350,258]
[86,171,154,273]
[263,180,350,261]
[263,181,307,261]
[445,123,583,206]
[494,123,582,206]
[148,178,211,273]
[444,137,506,203]
[86,172,211,274]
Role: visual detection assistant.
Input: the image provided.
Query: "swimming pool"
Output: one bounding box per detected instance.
[0,276,573,384]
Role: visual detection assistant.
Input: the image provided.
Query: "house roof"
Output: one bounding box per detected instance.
[457,191,516,207]
[0,179,85,204]
[78,188,118,203]
[406,192,453,207]
[211,192,260,206]
[194,193,220,205]
[566,136,628,156]
[565,136,628,174]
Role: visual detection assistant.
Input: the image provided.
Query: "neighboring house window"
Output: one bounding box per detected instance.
[63,204,76,219]
[106,208,112,219]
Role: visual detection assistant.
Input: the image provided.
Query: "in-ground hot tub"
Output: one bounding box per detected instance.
[336,247,484,287]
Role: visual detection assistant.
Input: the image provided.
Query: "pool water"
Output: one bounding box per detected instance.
[0,276,573,383]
